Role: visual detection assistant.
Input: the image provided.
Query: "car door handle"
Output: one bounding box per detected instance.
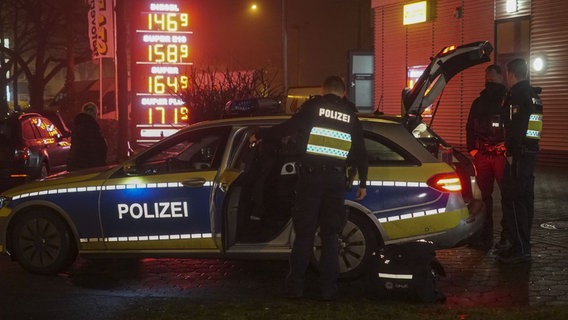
[181,177,206,187]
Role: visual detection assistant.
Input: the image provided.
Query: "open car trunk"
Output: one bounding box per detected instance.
[401,41,493,119]
[400,41,493,206]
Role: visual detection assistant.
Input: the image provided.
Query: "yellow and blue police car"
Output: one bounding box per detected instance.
[0,41,492,278]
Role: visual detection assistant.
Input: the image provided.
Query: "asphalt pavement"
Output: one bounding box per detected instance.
[435,165,568,307]
[0,165,567,319]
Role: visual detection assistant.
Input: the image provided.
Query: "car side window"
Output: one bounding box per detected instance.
[364,134,416,166]
[135,126,231,175]
[21,119,38,140]
[227,126,299,172]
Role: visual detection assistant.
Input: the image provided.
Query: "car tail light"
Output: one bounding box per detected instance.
[427,173,462,192]
[14,147,30,161]
[440,45,457,56]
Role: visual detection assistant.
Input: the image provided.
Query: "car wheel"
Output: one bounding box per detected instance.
[11,210,77,274]
[40,162,48,179]
[312,209,379,279]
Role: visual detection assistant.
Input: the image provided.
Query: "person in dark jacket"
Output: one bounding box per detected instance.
[497,58,543,264]
[466,65,508,250]
[249,76,368,300]
[67,103,108,171]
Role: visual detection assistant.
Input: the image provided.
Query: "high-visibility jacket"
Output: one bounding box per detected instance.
[503,80,543,156]
[256,94,368,187]
[526,102,543,140]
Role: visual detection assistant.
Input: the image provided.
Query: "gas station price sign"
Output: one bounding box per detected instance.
[131,1,193,144]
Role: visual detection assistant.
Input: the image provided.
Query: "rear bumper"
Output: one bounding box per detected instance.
[429,199,485,248]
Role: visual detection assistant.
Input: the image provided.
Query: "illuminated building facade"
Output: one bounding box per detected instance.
[371,0,568,165]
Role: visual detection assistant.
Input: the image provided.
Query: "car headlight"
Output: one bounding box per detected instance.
[0,196,10,209]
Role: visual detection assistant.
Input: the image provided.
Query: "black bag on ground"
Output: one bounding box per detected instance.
[366,241,446,303]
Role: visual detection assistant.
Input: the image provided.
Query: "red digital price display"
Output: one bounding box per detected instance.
[130,1,193,144]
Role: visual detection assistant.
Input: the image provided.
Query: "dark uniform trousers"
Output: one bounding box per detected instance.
[500,152,537,256]
[286,166,346,296]
[473,151,506,243]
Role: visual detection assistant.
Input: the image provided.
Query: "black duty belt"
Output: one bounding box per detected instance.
[298,163,345,174]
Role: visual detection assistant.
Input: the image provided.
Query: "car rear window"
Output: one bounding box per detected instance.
[31,116,61,138]
[19,116,62,140]
[365,138,406,163]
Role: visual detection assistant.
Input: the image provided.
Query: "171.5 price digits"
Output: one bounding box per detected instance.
[148,107,189,125]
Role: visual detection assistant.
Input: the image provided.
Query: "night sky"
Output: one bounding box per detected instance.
[186,0,372,89]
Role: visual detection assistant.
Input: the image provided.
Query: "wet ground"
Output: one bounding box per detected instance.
[0,165,567,319]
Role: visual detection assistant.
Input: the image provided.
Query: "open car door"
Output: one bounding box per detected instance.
[223,126,298,250]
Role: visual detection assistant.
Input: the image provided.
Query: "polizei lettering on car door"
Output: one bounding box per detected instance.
[117,202,189,219]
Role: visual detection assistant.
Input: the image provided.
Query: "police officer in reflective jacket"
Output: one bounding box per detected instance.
[466,65,507,250]
[498,58,543,264]
[250,76,368,300]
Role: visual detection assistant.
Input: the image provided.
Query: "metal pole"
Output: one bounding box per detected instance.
[116,0,129,161]
[282,0,288,94]
[99,56,103,117]
[113,0,119,120]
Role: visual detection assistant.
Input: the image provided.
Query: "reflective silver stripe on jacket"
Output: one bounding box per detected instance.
[526,113,543,140]
[306,126,352,159]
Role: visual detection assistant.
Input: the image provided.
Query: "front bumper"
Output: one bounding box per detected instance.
[0,177,27,193]
[0,216,7,253]
[0,195,13,254]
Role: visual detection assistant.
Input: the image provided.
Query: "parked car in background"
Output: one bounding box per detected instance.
[40,109,71,139]
[0,41,491,278]
[0,112,71,192]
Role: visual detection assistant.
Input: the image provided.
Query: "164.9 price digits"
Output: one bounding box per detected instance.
[148,75,189,94]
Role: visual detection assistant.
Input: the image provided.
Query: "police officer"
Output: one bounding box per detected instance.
[67,102,108,171]
[249,76,368,300]
[498,58,543,264]
[466,65,507,250]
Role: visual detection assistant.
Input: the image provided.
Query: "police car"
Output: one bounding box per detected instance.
[0,41,491,278]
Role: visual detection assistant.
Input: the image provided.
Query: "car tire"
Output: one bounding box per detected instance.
[312,209,379,279]
[11,210,77,275]
[40,162,48,179]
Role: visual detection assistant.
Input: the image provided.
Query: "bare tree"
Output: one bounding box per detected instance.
[0,0,91,112]
[179,67,283,124]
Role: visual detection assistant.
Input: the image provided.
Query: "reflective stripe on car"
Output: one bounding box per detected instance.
[11,181,215,200]
[351,180,428,188]
[79,232,214,243]
[377,207,446,223]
